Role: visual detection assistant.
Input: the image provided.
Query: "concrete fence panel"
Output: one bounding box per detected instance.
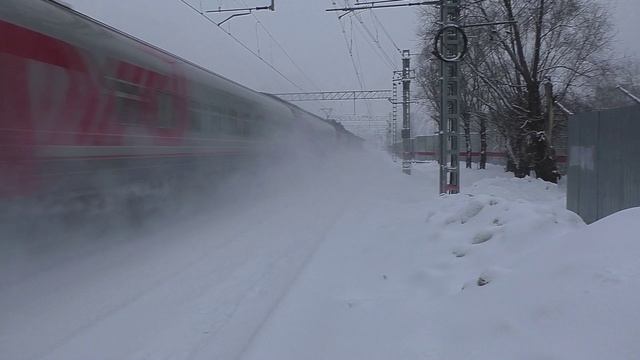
[567,105,640,223]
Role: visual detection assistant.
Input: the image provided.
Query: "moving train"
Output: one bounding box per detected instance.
[0,0,359,206]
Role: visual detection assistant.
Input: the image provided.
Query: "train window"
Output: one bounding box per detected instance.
[238,119,250,136]
[252,115,264,136]
[220,116,236,135]
[189,110,202,131]
[157,92,175,129]
[117,98,142,125]
[188,101,200,131]
[112,79,144,125]
[228,109,239,135]
[212,117,223,133]
[217,115,227,134]
[209,105,222,132]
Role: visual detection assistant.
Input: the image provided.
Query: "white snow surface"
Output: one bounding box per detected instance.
[2,150,640,360]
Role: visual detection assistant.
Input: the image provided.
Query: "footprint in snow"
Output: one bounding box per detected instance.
[452,248,467,258]
[477,276,490,286]
[471,230,493,244]
[445,200,484,225]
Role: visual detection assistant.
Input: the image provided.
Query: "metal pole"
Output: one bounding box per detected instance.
[438,0,462,194]
[326,1,440,12]
[392,81,398,162]
[401,49,412,175]
[353,91,357,114]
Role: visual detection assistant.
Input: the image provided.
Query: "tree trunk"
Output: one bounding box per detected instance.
[464,113,472,168]
[511,126,558,182]
[511,135,531,178]
[479,116,487,169]
[531,134,560,183]
[514,83,558,182]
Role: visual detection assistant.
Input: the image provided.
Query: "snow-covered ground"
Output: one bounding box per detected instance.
[2,150,639,360]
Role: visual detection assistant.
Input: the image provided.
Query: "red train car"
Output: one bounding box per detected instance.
[0,0,339,207]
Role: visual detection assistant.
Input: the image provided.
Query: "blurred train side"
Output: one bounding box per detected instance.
[0,0,353,206]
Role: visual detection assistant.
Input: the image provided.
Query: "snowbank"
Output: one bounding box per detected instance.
[426,206,640,360]
[242,162,640,360]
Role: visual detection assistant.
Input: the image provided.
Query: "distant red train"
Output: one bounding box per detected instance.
[0,0,355,203]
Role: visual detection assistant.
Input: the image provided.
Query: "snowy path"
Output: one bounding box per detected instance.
[239,160,522,360]
[1,150,405,360]
[239,160,640,360]
[3,151,639,360]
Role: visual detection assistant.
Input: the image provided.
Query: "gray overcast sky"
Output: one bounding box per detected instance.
[63,0,639,136]
[610,0,640,57]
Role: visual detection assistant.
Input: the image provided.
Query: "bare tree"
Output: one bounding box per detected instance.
[417,0,613,182]
[582,58,640,109]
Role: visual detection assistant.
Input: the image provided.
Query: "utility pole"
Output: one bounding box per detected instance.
[438,0,462,194]
[391,81,399,162]
[328,1,510,192]
[386,114,393,154]
[401,49,412,175]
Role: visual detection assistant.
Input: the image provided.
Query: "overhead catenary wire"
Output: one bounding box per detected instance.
[350,13,397,70]
[352,18,367,89]
[178,0,305,91]
[335,6,367,90]
[355,0,406,6]
[333,3,375,117]
[370,9,401,53]
[346,15,375,118]
[241,0,323,91]
[347,2,401,118]
[345,1,398,70]
[351,19,375,117]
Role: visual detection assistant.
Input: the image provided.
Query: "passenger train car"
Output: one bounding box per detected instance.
[0,0,357,205]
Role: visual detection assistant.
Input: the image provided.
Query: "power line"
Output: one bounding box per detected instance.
[345,1,398,70]
[350,13,397,70]
[241,0,322,91]
[178,0,304,91]
[370,10,401,53]
[352,17,368,89]
[345,5,394,118]
[334,6,375,116]
[335,7,366,90]
[355,0,406,6]
[349,21,375,117]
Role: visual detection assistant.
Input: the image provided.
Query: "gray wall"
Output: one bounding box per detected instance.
[567,105,640,224]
